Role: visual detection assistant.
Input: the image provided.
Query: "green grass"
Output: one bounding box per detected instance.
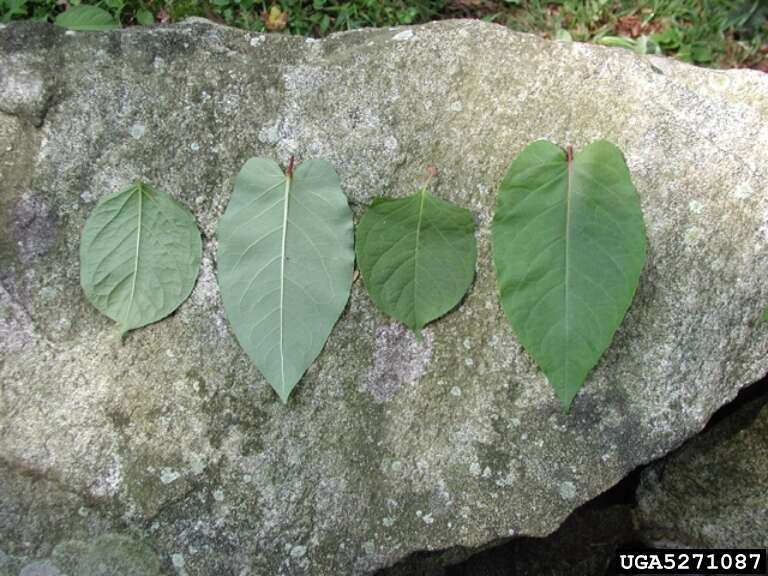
[1,0,765,69]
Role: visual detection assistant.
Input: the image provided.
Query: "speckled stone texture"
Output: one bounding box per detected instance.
[635,391,768,548]
[1,17,767,576]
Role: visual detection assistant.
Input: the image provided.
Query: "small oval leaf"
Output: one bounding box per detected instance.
[135,8,155,26]
[492,140,647,410]
[356,186,477,332]
[80,181,202,334]
[217,158,354,403]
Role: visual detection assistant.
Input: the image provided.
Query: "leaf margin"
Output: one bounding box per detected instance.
[216,157,355,403]
[356,184,477,334]
[492,139,647,411]
[79,179,203,336]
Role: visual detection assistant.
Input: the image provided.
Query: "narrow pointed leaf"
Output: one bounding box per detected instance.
[55,5,120,31]
[356,188,476,332]
[217,158,354,402]
[492,140,647,410]
[80,181,202,334]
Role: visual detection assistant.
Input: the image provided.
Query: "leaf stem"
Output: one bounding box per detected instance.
[287,155,295,178]
[423,164,438,190]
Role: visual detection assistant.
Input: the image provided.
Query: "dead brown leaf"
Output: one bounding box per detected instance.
[263,4,289,32]
[615,15,663,38]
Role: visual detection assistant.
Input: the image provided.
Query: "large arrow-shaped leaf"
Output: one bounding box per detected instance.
[217,158,354,402]
[356,186,476,332]
[80,181,202,335]
[492,140,647,410]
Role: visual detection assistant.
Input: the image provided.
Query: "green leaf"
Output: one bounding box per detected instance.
[690,42,714,63]
[651,27,681,50]
[136,7,154,25]
[1,0,28,23]
[104,0,124,12]
[555,28,572,42]
[762,307,768,322]
[595,35,636,50]
[356,184,477,333]
[492,140,646,410]
[217,158,354,403]
[80,181,202,335]
[55,4,119,31]
[634,35,661,55]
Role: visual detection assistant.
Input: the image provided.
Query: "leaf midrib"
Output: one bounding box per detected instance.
[123,184,143,329]
[564,152,574,392]
[278,174,291,398]
[412,188,427,329]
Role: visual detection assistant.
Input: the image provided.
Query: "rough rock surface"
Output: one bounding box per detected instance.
[635,389,768,548]
[1,17,768,576]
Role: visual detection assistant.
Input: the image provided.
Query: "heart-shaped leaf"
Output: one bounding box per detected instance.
[55,5,120,31]
[492,140,647,410]
[80,181,202,335]
[217,158,354,403]
[356,178,476,332]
